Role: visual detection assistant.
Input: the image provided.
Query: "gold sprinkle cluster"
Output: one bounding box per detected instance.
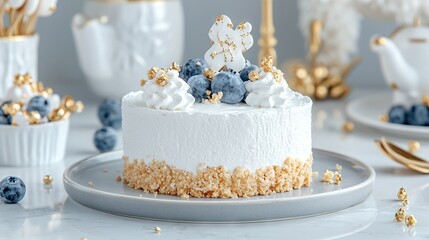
[394,187,417,228]
[203,68,216,81]
[203,90,223,104]
[142,63,182,88]
[321,164,343,185]
[2,74,83,125]
[259,56,284,83]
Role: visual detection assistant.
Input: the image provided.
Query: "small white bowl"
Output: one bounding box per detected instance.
[0,120,69,166]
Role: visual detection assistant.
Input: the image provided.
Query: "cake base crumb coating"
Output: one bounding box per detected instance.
[122,155,313,198]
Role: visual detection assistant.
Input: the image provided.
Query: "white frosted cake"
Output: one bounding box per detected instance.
[122,15,313,198]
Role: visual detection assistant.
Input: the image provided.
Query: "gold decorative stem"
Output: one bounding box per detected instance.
[258,0,277,65]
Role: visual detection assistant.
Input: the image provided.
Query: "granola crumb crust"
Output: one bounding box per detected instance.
[122,155,313,198]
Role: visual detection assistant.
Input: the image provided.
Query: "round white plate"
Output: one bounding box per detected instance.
[347,93,429,139]
[64,149,375,223]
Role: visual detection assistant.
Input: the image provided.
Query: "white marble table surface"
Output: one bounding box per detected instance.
[1,89,429,240]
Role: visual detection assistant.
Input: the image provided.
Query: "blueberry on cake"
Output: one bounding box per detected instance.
[122,15,313,198]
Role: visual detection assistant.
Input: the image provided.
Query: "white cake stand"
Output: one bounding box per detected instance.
[63,149,374,223]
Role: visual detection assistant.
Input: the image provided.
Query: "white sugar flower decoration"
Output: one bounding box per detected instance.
[204,15,253,72]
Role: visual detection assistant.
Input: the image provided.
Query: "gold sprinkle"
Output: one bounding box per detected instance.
[49,107,71,122]
[397,187,408,201]
[390,83,399,90]
[116,176,122,182]
[260,56,273,72]
[88,181,95,187]
[155,74,169,87]
[405,215,417,227]
[272,67,284,83]
[342,122,354,133]
[227,23,233,28]
[147,67,159,80]
[236,21,247,30]
[74,101,85,113]
[154,226,161,233]
[203,68,216,81]
[2,102,22,116]
[379,114,389,122]
[203,91,223,104]
[335,164,342,171]
[248,71,260,81]
[215,15,224,22]
[402,197,409,206]
[373,37,386,46]
[26,111,41,125]
[210,52,217,59]
[140,79,147,87]
[321,170,334,184]
[170,62,181,72]
[122,155,129,161]
[408,141,420,153]
[43,175,53,185]
[395,208,406,222]
[334,172,342,185]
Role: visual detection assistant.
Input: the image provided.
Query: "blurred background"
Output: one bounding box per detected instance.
[38,0,396,102]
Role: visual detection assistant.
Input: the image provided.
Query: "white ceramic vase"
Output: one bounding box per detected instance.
[72,0,184,99]
[0,35,39,99]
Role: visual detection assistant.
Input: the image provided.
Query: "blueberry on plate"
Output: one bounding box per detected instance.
[98,99,122,130]
[0,176,26,204]
[187,75,211,102]
[407,104,429,126]
[94,127,117,152]
[27,96,50,118]
[179,58,209,82]
[211,72,246,104]
[239,64,258,82]
[388,105,407,124]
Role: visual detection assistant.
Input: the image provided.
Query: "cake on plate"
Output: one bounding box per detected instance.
[122,15,313,198]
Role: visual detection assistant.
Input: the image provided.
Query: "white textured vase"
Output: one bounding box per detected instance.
[0,35,39,99]
[72,0,184,99]
[0,120,69,167]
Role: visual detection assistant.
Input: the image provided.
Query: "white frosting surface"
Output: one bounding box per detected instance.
[245,69,292,108]
[122,91,312,173]
[141,70,195,111]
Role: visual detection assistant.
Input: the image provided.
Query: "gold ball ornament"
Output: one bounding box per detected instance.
[2,102,22,116]
[397,187,408,201]
[25,111,41,125]
[147,67,159,80]
[43,175,53,185]
[405,215,417,227]
[408,141,420,153]
[394,208,406,222]
[49,107,71,122]
[342,121,355,133]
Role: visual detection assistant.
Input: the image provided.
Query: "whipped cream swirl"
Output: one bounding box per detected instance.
[141,69,195,111]
[245,68,292,108]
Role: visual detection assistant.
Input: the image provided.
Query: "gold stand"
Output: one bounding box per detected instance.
[258,0,277,65]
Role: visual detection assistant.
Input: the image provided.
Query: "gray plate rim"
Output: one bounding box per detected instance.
[63,148,375,205]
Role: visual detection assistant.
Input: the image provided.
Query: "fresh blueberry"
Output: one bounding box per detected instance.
[0,115,11,125]
[179,58,209,82]
[407,104,429,126]
[239,65,258,82]
[94,127,117,152]
[388,105,407,124]
[187,75,211,102]
[211,72,246,104]
[0,176,26,204]
[27,96,50,118]
[98,99,122,130]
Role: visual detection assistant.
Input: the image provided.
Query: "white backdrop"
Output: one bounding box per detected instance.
[37,0,396,102]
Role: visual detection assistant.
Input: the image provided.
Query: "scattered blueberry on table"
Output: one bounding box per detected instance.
[27,96,50,118]
[211,71,246,104]
[0,176,26,204]
[187,75,211,102]
[98,99,122,130]
[94,127,117,152]
[179,58,209,82]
